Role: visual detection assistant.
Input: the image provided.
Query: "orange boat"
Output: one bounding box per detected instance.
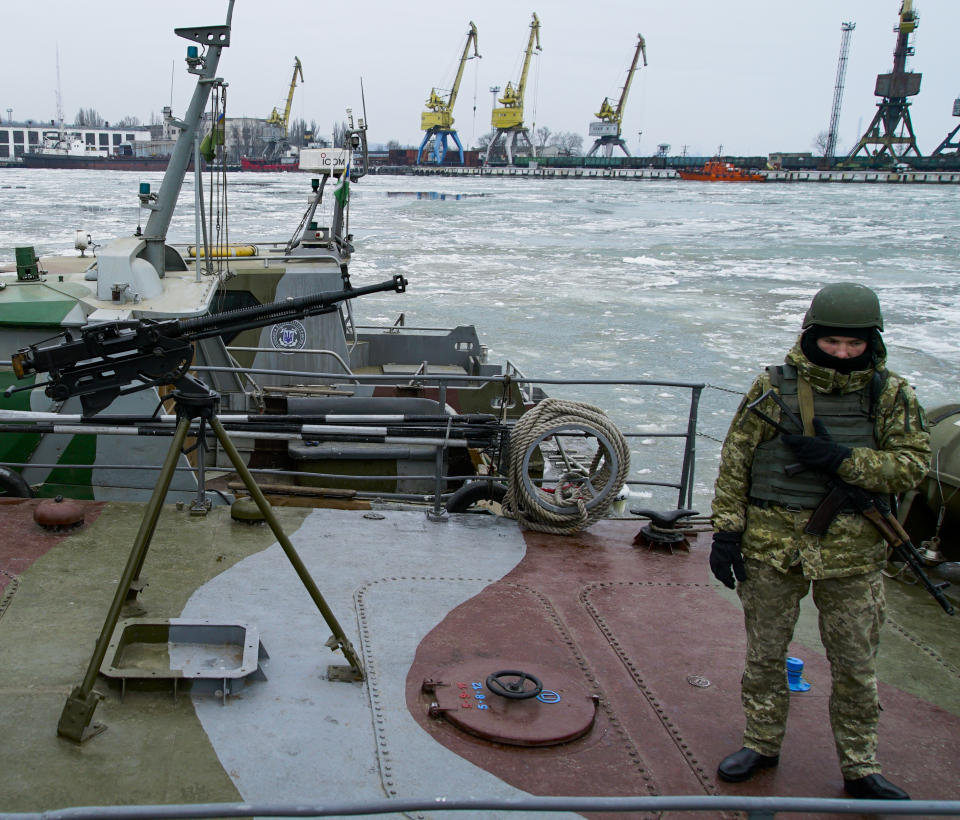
[677,159,766,181]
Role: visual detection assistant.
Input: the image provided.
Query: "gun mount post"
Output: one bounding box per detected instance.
[57,379,365,744]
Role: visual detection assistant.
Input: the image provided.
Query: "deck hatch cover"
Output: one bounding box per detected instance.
[423,661,596,747]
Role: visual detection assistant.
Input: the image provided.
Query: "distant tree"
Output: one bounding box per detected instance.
[386,139,401,150]
[332,121,348,148]
[289,117,307,146]
[534,126,551,150]
[473,130,496,151]
[813,130,830,157]
[116,115,141,128]
[74,108,105,127]
[549,131,583,156]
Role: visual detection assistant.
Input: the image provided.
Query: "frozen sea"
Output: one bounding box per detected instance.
[1,169,957,510]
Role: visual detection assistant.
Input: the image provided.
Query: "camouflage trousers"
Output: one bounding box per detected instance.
[737,558,886,779]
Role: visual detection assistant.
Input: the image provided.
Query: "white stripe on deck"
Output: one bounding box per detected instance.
[180,508,578,819]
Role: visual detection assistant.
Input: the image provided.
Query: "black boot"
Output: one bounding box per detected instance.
[844,773,910,800]
[717,747,780,782]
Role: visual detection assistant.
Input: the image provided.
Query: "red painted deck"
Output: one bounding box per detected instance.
[408,519,960,810]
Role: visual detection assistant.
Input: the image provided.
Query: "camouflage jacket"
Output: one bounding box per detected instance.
[711,339,931,579]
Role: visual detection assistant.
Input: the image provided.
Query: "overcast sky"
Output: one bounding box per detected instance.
[4,0,958,157]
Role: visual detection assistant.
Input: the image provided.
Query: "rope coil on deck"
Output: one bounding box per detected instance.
[502,398,630,535]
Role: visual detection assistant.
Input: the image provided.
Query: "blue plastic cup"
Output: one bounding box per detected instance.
[786,656,811,692]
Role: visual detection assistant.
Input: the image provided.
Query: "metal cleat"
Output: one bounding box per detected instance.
[631,508,699,553]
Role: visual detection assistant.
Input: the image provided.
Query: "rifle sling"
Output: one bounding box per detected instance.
[796,377,816,437]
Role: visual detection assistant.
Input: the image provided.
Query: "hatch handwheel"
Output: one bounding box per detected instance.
[486,670,543,700]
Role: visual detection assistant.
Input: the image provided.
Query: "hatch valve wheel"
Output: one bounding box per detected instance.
[485,670,543,700]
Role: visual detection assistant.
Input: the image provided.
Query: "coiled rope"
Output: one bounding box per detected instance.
[502,398,630,535]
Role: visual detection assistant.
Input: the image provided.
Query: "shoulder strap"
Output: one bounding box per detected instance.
[796,377,816,436]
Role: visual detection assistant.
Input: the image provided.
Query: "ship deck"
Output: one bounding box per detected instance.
[0,498,957,818]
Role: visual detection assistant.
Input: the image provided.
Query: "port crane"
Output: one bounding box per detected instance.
[931,96,960,156]
[823,22,855,166]
[586,33,647,158]
[486,13,541,166]
[848,1,922,163]
[262,56,304,160]
[417,22,480,165]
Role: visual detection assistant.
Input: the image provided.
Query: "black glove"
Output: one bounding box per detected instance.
[781,417,851,473]
[710,531,746,590]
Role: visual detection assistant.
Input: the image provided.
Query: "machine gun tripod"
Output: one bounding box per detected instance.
[7,275,407,742]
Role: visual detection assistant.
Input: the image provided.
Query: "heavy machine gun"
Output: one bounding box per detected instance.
[746,388,954,615]
[12,275,406,743]
[8,275,407,416]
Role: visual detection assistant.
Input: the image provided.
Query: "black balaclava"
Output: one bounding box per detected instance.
[801,324,876,374]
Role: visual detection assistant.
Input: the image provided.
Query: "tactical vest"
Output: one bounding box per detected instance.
[749,364,879,509]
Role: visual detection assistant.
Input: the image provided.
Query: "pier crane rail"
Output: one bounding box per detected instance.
[848,1,922,163]
[486,13,541,167]
[417,23,481,166]
[587,33,647,158]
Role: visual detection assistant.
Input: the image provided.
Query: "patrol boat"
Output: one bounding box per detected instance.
[0,5,959,819]
[0,2,518,507]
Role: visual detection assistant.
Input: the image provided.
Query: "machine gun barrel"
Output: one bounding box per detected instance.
[7,275,407,414]
[176,275,406,341]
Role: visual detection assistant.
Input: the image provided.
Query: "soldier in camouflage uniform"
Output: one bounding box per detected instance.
[709,283,931,800]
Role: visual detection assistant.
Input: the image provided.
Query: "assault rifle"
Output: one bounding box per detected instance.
[746,389,954,616]
[7,275,407,416]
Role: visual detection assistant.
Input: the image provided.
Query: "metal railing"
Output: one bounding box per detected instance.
[2,793,958,819]
[1,368,704,514]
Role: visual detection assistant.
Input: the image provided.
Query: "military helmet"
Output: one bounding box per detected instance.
[802,283,884,331]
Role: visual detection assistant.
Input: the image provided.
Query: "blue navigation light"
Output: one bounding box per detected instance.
[187,46,199,59]
[139,183,151,196]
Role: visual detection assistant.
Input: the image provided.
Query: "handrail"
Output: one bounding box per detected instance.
[225,346,355,378]
[2,371,705,510]
[1,793,957,819]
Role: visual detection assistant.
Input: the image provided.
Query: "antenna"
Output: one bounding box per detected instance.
[825,22,855,163]
[55,45,65,137]
[360,76,368,128]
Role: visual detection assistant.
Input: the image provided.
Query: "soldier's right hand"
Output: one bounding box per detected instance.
[710,532,746,589]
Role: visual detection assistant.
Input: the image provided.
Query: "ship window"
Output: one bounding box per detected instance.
[112,134,121,145]
[125,134,136,142]
[98,134,109,146]
[0,131,7,142]
[14,145,24,156]
[0,146,8,158]
[28,131,39,145]
[13,131,24,143]
[85,134,95,145]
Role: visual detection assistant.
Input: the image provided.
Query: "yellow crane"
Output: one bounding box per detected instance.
[587,34,647,158]
[486,13,541,166]
[258,56,304,162]
[417,22,481,165]
[848,0,922,162]
[266,56,304,137]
